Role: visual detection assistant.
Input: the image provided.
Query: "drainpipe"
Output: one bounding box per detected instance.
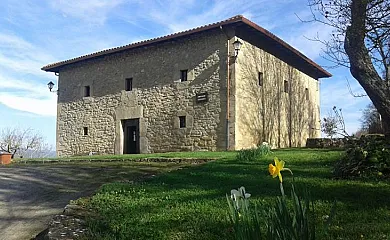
[220,26,230,151]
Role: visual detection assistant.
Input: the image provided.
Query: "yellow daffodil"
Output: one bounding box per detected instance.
[268,157,285,182]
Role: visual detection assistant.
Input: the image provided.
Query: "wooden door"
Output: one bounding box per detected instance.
[123,119,139,154]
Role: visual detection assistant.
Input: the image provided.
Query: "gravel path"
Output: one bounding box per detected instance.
[0,163,170,240]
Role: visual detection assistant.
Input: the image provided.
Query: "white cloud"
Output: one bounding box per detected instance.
[113,0,327,63]
[285,22,334,60]
[0,73,57,117]
[0,74,48,94]
[0,54,50,79]
[320,77,368,110]
[2,0,45,28]
[0,33,54,78]
[0,32,56,116]
[116,0,272,34]
[0,92,56,116]
[49,0,125,25]
[0,33,33,50]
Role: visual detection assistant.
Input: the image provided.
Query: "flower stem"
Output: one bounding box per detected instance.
[279,182,285,197]
[283,168,294,182]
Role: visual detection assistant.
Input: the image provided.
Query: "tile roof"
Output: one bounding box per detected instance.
[41,15,331,78]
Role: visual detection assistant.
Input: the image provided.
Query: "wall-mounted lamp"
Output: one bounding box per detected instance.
[233,39,242,57]
[47,81,58,93]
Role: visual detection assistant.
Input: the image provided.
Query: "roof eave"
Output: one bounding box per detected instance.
[41,15,332,79]
[41,16,245,72]
[239,17,332,79]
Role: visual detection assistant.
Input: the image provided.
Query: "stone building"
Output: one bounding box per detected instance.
[42,15,331,156]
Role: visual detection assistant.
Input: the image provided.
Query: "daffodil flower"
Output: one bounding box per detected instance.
[230,189,240,202]
[230,186,251,210]
[231,186,251,200]
[268,157,292,183]
[239,186,251,199]
[268,157,284,182]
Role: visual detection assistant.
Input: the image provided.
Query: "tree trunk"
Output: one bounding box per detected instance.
[344,0,390,137]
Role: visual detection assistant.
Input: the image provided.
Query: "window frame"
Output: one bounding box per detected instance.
[125,78,133,91]
[305,87,309,100]
[284,80,289,93]
[258,72,264,87]
[180,69,188,82]
[84,85,91,97]
[83,127,88,136]
[179,116,186,128]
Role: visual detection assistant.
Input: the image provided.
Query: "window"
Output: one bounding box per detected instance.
[84,86,91,97]
[125,78,133,91]
[258,72,264,86]
[284,80,289,93]
[83,127,88,136]
[179,116,186,128]
[305,88,309,100]
[180,70,188,82]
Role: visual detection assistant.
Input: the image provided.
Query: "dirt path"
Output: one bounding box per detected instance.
[0,162,180,240]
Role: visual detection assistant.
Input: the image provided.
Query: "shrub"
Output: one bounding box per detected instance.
[236,142,271,162]
[333,135,390,179]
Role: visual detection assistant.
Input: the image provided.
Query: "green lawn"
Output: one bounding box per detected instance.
[80,149,390,240]
[13,151,235,163]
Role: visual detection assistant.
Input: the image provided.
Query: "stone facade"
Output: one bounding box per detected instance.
[44,16,329,156]
[234,38,321,149]
[56,30,228,156]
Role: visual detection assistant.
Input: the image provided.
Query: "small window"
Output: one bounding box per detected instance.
[83,127,88,136]
[258,72,264,86]
[125,78,133,91]
[84,86,91,97]
[180,70,188,82]
[305,88,309,100]
[284,80,289,93]
[179,116,186,128]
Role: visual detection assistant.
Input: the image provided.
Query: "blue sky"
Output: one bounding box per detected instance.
[0,0,370,148]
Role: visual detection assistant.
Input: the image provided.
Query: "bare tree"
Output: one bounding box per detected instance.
[0,128,53,158]
[352,128,367,138]
[321,106,350,138]
[307,0,390,135]
[360,103,384,133]
[321,115,338,138]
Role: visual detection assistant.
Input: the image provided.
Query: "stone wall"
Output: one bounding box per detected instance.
[56,29,228,156]
[306,135,387,149]
[306,138,348,149]
[234,38,321,149]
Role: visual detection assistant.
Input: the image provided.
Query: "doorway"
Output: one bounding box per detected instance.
[122,119,140,154]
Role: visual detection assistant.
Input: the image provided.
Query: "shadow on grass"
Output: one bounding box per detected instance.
[86,149,390,240]
[275,148,344,152]
[120,159,390,210]
[88,204,232,240]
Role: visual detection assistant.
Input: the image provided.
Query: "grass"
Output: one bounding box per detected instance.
[79,149,390,240]
[12,151,235,163]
